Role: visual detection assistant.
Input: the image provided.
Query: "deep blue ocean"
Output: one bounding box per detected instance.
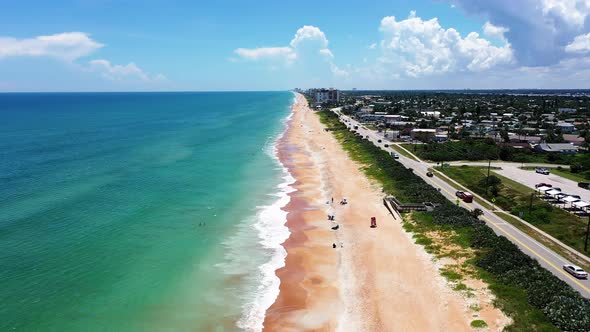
[0,91,294,331]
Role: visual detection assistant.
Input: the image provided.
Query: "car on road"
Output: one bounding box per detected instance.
[426,172,434,177]
[535,183,553,188]
[384,144,389,147]
[391,152,399,159]
[563,264,588,279]
[353,125,358,130]
[535,167,550,175]
[455,191,474,203]
[578,182,590,190]
[377,139,382,143]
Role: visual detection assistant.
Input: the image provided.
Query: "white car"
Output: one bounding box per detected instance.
[535,167,550,175]
[390,152,399,159]
[563,264,588,279]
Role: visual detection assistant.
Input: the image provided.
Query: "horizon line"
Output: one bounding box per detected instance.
[2,88,590,94]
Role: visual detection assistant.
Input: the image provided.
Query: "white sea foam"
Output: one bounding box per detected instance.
[236,98,296,331]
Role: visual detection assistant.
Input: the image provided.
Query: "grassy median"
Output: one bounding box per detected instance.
[390,144,419,161]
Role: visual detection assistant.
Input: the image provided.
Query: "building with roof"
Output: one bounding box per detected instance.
[563,134,585,146]
[556,122,575,133]
[309,88,340,103]
[558,108,577,114]
[534,143,579,154]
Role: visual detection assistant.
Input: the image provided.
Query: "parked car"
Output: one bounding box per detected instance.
[390,152,399,159]
[578,182,590,190]
[353,125,358,130]
[535,167,550,175]
[535,183,553,188]
[455,191,474,203]
[563,264,588,279]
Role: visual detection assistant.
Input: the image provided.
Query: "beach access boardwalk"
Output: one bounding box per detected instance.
[335,109,590,298]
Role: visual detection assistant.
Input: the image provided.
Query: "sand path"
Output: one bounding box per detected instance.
[263,94,492,331]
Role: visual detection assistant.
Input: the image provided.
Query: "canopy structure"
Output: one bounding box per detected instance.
[555,193,568,200]
[545,189,562,196]
[563,195,581,203]
[573,201,590,209]
[536,186,552,192]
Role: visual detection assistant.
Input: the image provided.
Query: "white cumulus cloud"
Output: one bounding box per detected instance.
[0,32,103,61]
[378,11,513,77]
[233,25,347,79]
[88,59,166,82]
[447,0,590,66]
[234,25,335,63]
[483,21,509,43]
[290,25,329,49]
[565,32,590,53]
[541,0,590,27]
[234,47,296,62]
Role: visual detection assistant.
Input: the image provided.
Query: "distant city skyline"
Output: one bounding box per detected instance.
[2,0,590,91]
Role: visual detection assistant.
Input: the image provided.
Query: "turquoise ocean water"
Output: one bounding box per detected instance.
[0,92,294,331]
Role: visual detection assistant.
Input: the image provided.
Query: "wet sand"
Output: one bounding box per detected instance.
[263,94,506,331]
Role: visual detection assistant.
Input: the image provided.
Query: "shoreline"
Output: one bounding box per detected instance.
[236,101,297,331]
[263,94,508,331]
[262,94,340,330]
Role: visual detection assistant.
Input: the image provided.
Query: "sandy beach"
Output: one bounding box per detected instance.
[263,94,506,331]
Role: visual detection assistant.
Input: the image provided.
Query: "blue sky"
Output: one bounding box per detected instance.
[1,0,590,91]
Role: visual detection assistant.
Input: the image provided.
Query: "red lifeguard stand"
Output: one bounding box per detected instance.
[370,217,377,228]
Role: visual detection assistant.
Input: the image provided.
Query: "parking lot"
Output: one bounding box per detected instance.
[491,164,590,202]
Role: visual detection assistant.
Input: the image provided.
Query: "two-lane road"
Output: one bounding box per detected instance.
[335,110,590,297]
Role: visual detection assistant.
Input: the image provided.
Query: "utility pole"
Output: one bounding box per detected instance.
[529,192,534,215]
[485,159,492,195]
[585,214,590,252]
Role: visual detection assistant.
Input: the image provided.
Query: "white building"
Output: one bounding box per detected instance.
[310,88,340,103]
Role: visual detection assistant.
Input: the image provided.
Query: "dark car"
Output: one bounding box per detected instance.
[579,182,590,190]
[455,191,474,203]
[377,139,382,143]
[535,183,552,188]
[426,172,434,177]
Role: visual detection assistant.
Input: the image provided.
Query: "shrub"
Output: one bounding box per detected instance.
[543,296,590,331]
[571,163,583,173]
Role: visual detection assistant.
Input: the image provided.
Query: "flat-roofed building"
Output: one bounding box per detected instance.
[534,143,579,154]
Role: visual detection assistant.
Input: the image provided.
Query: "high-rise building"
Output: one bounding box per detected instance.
[308,88,340,103]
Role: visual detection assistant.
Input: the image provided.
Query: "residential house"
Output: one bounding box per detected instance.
[556,122,575,133]
[534,143,579,154]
